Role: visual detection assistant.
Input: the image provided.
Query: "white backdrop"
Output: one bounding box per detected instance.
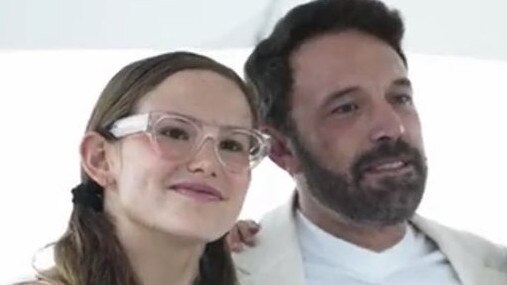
[0,49,506,283]
[2,0,507,61]
[3,0,507,283]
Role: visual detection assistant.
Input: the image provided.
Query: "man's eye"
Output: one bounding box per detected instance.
[331,103,359,114]
[392,94,413,106]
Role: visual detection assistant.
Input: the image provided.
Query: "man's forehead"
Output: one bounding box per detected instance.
[290,31,407,90]
[291,31,405,70]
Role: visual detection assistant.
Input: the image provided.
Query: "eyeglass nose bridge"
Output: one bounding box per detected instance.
[186,130,232,171]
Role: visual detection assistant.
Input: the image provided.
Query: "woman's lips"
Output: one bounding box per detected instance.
[169,183,224,202]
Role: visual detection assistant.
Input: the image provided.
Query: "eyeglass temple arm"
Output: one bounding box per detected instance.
[109,113,150,138]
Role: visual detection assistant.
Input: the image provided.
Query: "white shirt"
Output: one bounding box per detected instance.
[295,211,462,285]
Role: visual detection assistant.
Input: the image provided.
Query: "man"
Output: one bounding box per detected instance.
[229,0,507,284]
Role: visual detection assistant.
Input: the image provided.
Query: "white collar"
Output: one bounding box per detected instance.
[295,210,427,281]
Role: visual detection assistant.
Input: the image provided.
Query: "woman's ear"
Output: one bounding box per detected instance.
[261,125,302,176]
[80,132,114,187]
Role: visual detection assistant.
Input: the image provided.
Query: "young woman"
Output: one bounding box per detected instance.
[21,51,270,285]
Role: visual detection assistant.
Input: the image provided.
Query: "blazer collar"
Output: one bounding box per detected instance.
[235,194,507,285]
[412,215,507,284]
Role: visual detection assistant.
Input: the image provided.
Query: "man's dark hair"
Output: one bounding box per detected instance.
[245,0,406,132]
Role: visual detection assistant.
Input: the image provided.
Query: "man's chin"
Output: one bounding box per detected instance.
[323,204,412,227]
[321,204,413,227]
[320,186,423,227]
[336,205,417,227]
[358,167,420,191]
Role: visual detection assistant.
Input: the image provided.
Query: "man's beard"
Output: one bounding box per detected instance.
[291,133,427,226]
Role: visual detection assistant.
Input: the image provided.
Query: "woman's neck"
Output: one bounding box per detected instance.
[113,213,205,285]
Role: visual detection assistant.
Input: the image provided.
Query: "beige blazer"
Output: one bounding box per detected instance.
[233,197,507,285]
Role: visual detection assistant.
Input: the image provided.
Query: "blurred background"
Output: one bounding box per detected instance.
[1,0,506,282]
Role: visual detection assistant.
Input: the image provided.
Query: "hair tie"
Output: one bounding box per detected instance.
[71,180,104,212]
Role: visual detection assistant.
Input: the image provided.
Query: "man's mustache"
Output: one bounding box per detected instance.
[352,139,424,178]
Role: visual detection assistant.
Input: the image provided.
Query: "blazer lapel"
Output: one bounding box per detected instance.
[236,203,507,285]
[412,215,507,285]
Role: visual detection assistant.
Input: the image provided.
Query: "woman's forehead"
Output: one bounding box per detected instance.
[137,70,252,128]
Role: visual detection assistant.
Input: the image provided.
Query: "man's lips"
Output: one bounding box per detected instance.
[168,183,224,202]
[360,157,413,175]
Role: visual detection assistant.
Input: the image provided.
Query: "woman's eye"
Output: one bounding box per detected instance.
[220,139,245,153]
[159,127,189,140]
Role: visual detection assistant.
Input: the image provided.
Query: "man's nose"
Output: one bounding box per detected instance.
[369,104,405,143]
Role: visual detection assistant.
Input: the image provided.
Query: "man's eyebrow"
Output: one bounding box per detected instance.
[320,86,359,108]
[392,77,412,88]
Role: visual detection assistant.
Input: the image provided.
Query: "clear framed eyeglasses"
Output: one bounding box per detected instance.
[108,112,271,172]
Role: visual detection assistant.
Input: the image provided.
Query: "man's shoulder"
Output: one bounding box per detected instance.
[235,201,298,258]
[233,202,300,261]
[412,215,507,266]
[233,202,307,285]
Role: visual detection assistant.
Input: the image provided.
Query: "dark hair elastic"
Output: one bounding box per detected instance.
[71,180,104,212]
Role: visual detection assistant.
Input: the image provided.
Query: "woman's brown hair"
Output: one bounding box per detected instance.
[35,51,258,285]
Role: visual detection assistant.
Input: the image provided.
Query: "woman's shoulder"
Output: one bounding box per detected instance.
[10,272,61,285]
[12,280,54,285]
[11,281,54,285]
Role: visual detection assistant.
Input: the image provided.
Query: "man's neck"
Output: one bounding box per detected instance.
[298,191,407,252]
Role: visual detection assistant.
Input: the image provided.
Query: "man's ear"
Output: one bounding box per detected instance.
[80,132,114,187]
[262,125,302,175]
